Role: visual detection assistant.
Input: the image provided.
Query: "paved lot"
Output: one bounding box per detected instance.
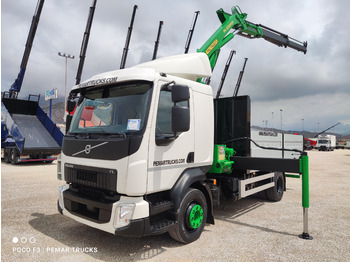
[1,150,350,261]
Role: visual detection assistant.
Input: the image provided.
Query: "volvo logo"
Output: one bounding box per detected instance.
[72,142,108,156]
[84,145,91,154]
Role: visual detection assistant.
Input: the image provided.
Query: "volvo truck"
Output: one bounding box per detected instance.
[57,6,310,243]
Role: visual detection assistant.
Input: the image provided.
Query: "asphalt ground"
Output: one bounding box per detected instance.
[1,149,350,261]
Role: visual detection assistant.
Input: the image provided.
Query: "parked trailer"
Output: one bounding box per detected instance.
[1,94,63,164]
[251,130,303,159]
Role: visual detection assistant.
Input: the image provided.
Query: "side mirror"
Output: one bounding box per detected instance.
[65,115,73,134]
[67,99,76,113]
[172,106,190,133]
[172,84,190,103]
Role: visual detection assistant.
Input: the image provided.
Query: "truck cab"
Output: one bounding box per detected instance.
[58,53,215,241]
[318,134,335,151]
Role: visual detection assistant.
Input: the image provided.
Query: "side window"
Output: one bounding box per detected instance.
[156,90,188,136]
[156,91,172,135]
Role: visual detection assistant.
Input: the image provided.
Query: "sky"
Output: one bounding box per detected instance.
[1,0,350,134]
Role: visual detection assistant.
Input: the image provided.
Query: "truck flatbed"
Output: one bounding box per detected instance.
[11,114,60,153]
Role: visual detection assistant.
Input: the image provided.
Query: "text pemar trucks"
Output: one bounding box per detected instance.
[57,6,310,243]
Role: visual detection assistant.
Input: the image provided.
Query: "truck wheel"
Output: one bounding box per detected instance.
[266,172,284,202]
[4,148,11,163]
[169,188,207,244]
[10,148,19,165]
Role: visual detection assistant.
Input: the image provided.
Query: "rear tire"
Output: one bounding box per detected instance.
[10,148,20,165]
[266,172,285,202]
[3,148,10,163]
[169,188,207,244]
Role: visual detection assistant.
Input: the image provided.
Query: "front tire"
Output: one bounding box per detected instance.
[169,188,207,244]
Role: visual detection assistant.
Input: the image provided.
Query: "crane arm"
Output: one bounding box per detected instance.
[9,0,45,98]
[241,22,307,54]
[314,122,341,138]
[197,6,307,71]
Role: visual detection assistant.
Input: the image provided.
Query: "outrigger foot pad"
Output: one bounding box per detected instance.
[299,232,313,240]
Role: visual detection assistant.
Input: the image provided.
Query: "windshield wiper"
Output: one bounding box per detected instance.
[67,133,92,139]
[67,132,127,139]
[99,132,127,138]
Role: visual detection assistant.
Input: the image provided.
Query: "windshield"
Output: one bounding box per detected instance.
[69,82,152,135]
[319,139,329,144]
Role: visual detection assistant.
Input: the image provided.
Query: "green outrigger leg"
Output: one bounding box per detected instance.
[299,154,313,240]
[286,153,312,239]
[287,153,313,239]
[233,151,313,239]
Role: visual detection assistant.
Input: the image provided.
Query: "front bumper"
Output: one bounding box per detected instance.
[58,184,150,236]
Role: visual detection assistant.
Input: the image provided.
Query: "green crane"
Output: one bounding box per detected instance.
[198,6,307,70]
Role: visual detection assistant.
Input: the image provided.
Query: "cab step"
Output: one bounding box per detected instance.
[150,219,177,234]
[150,200,174,216]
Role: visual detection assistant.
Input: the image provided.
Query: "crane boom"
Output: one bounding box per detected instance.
[233,57,248,97]
[75,0,97,85]
[242,22,307,53]
[197,6,307,71]
[152,21,164,60]
[314,122,341,138]
[9,0,45,98]
[184,11,200,54]
[120,5,138,69]
[216,50,235,99]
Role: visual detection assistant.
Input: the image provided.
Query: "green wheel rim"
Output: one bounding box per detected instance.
[188,204,204,229]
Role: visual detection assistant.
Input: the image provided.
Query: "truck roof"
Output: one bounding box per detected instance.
[72,53,212,91]
[133,53,212,81]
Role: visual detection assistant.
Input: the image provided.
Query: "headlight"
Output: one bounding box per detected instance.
[58,185,68,211]
[114,204,135,228]
[58,185,66,193]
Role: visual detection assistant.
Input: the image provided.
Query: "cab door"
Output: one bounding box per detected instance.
[147,83,195,193]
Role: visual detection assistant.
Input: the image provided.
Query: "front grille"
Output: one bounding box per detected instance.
[77,170,97,183]
[64,163,117,192]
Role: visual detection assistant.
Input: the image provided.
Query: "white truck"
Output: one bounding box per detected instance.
[318,134,336,151]
[57,6,310,243]
[344,141,350,149]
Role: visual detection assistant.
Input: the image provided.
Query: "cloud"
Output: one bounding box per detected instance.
[251,92,350,134]
[1,0,350,134]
